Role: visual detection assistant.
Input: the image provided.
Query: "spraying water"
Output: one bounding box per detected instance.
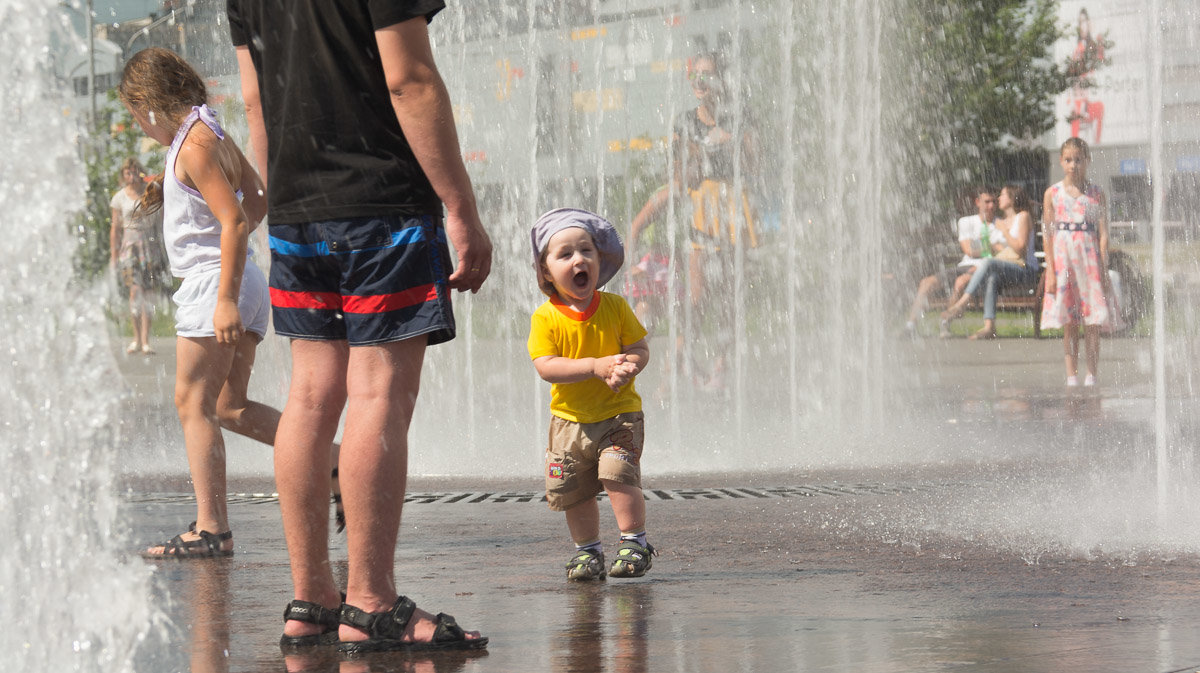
[1,1,166,670]
[21,5,1200,637]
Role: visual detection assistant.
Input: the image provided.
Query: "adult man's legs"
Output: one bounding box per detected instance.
[278,339,349,640]
[340,335,426,612]
[333,334,485,646]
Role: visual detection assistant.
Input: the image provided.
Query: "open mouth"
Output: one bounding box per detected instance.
[572,271,590,290]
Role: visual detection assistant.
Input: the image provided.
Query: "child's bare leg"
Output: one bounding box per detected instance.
[165,336,237,547]
[1084,324,1101,377]
[130,284,151,348]
[564,497,601,545]
[563,495,608,580]
[604,478,655,577]
[1063,324,1080,378]
[128,286,150,350]
[216,334,282,445]
[138,309,152,349]
[602,479,646,535]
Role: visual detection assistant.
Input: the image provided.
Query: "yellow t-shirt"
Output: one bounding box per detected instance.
[528,291,648,424]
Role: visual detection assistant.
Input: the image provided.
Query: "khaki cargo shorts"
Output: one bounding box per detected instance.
[544,411,644,511]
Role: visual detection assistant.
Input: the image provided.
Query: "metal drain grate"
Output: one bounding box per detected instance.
[124,483,935,506]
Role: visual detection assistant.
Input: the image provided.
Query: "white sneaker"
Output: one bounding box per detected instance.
[1066,376,1079,387]
[1083,374,1096,387]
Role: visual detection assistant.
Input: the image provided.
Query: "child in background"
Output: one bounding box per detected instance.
[627,250,670,332]
[110,157,164,354]
[120,48,341,560]
[1040,137,1119,387]
[528,208,657,581]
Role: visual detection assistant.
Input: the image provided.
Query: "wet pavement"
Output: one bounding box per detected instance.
[124,472,1200,673]
[116,333,1200,672]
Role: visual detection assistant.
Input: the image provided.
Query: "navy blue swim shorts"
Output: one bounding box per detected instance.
[267,214,455,346]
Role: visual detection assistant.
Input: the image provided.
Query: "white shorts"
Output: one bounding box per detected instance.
[173,263,270,338]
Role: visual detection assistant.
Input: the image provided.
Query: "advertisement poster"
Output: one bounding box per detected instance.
[1055,0,1149,147]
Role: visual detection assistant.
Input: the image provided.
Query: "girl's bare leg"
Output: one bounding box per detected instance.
[128,285,150,351]
[216,334,282,445]
[131,284,151,349]
[1084,324,1101,378]
[145,336,237,554]
[1063,324,1080,379]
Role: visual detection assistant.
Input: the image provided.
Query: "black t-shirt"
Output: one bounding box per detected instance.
[673,107,738,185]
[227,0,445,224]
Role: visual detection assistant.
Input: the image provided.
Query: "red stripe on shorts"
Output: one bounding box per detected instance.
[270,288,343,310]
[342,284,439,314]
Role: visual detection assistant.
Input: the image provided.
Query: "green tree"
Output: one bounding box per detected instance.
[883,0,1111,273]
[894,0,1109,181]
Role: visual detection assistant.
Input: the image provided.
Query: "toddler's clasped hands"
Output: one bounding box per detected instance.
[595,353,639,392]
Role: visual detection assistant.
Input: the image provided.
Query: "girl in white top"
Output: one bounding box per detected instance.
[109,157,164,354]
[120,47,341,558]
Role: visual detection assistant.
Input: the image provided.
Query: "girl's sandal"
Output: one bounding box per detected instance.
[141,521,232,559]
[968,328,997,341]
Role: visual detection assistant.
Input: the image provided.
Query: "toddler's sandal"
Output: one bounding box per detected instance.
[608,540,657,578]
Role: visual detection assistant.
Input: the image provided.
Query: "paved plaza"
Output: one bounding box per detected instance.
[115,333,1200,672]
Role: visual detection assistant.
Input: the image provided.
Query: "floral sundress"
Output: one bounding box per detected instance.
[1039,181,1122,330]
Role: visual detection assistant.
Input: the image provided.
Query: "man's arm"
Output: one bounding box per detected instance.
[235,46,269,186]
[375,18,492,293]
[955,217,978,258]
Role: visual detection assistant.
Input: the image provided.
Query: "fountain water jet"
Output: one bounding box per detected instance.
[2,1,167,670]
[31,0,1200,594]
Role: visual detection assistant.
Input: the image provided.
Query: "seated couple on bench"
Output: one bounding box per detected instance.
[903,184,1041,339]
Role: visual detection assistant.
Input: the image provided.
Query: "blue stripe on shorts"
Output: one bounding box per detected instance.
[267,214,455,346]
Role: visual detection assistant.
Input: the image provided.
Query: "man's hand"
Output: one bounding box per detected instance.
[445,210,492,294]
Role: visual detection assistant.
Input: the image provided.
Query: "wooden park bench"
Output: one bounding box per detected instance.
[926,231,1047,337]
[925,230,1146,338]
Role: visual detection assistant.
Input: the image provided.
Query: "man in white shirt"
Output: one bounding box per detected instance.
[902,187,1002,337]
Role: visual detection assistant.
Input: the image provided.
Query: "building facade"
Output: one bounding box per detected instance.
[1052,0,1200,232]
